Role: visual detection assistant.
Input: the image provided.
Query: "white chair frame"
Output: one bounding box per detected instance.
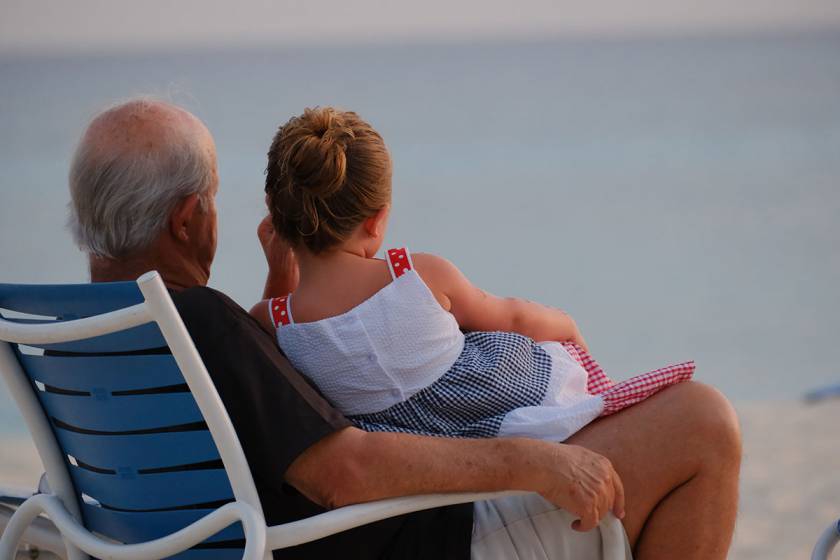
[812,519,840,560]
[0,271,627,560]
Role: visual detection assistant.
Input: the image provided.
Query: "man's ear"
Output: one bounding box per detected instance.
[362,205,390,238]
[169,193,202,243]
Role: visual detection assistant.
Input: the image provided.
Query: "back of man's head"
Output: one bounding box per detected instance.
[68,98,216,259]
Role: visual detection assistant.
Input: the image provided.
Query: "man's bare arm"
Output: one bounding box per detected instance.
[285,427,624,532]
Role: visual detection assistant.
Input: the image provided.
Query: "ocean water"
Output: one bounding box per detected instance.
[1,32,839,436]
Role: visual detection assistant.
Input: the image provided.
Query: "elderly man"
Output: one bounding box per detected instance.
[67,98,740,559]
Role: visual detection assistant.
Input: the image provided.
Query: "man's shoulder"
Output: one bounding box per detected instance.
[169,286,291,386]
[172,285,240,311]
[171,286,268,343]
[172,286,249,322]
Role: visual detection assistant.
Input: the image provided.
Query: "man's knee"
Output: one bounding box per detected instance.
[674,382,742,463]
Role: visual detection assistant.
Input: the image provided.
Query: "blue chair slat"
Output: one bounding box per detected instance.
[34,323,167,353]
[54,429,221,471]
[0,281,144,318]
[166,549,246,560]
[19,354,184,392]
[37,391,203,432]
[70,467,233,511]
[81,502,244,544]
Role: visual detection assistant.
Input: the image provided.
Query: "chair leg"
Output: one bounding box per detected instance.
[1,504,68,559]
[0,498,59,560]
[14,547,64,559]
[5,495,268,560]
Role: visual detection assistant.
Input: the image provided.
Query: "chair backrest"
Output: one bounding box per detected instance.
[0,273,260,559]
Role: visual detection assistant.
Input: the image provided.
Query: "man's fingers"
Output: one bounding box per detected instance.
[552,446,624,533]
[572,508,598,532]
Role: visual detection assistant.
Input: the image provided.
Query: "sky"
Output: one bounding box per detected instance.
[2,0,840,54]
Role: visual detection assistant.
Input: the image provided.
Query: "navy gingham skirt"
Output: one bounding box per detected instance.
[350,331,554,438]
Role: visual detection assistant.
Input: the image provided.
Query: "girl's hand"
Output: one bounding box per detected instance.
[258,215,292,264]
[565,314,589,353]
[258,215,299,298]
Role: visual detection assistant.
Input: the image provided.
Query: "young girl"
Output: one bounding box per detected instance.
[251,107,694,441]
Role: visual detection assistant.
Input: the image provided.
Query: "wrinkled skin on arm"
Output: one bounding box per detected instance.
[284,426,624,531]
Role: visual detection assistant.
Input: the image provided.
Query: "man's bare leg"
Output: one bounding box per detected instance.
[566,381,741,559]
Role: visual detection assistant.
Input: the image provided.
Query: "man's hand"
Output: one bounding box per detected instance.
[258,215,299,298]
[532,443,625,531]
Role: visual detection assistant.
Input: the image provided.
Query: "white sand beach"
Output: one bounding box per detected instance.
[730,400,840,559]
[1,399,838,558]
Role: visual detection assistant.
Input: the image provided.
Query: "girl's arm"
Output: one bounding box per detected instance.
[413,253,588,351]
[258,215,299,300]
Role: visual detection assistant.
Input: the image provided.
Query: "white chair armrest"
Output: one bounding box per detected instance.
[266,491,525,550]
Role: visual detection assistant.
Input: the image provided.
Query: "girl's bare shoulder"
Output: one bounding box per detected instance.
[412,252,463,282]
[248,299,274,334]
[411,253,466,311]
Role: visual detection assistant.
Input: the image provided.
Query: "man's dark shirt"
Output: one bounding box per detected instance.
[172,287,473,559]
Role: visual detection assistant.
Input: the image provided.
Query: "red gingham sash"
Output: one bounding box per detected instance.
[268,294,292,328]
[386,247,413,279]
[562,342,695,417]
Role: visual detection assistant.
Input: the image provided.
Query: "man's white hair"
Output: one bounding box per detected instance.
[68,98,214,259]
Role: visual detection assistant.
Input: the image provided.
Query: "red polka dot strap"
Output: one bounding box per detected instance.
[268,294,292,328]
[386,247,414,280]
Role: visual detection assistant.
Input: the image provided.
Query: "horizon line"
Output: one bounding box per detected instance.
[2,23,839,59]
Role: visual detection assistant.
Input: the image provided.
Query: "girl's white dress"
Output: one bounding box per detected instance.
[270,248,694,441]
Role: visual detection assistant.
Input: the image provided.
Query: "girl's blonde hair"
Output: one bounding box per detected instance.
[265,107,392,254]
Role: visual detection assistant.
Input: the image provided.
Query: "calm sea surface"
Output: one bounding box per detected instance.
[1,33,839,435]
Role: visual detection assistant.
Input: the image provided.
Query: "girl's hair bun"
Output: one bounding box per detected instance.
[265,106,392,254]
[283,107,355,199]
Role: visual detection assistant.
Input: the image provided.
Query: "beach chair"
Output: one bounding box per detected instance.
[812,519,840,560]
[0,271,628,560]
